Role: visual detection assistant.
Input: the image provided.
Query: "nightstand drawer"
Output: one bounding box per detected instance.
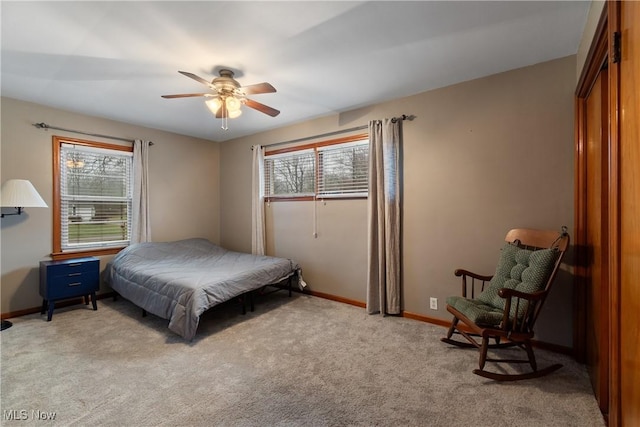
[46,273,97,300]
[47,259,98,279]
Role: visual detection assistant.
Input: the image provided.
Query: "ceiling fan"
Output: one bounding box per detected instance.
[162,69,280,129]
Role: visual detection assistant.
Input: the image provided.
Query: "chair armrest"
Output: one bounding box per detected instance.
[497,288,547,333]
[454,269,493,281]
[498,288,546,301]
[454,269,493,298]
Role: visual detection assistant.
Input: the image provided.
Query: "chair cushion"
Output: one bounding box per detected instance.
[446,295,505,327]
[478,243,558,318]
[447,243,559,327]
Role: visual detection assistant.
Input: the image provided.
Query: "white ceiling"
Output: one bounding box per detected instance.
[1,1,590,142]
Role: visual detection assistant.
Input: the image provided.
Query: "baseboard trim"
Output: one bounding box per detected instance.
[307,291,573,356]
[402,310,452,327]
[305,290,367,308]
[1,292,116,320]
[529,338,573,355]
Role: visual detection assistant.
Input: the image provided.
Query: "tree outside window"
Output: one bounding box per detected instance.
[264,137,369,199]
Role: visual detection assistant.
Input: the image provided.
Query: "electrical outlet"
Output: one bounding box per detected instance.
[430,297,438,310]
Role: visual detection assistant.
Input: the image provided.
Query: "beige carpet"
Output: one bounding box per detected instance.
[1,291,604,427]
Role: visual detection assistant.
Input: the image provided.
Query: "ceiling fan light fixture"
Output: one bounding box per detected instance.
[225,96,242,113]
[163,69,280,131]
[205,98,222,115]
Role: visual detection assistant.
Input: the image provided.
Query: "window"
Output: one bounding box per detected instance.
[265,149,315,197]
[53,137,133,259]
[317,141,369,197]
[264,135,369,200]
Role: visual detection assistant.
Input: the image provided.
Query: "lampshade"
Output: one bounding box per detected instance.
[205,96,243,117]
[228,109,242,119]
[205,98,222,115]
[1,179,48,208]
[225,96,242,112]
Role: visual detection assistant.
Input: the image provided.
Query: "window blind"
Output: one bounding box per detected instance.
[317,140,369,197]
[263,138,370,199]
[60,143,133,250]
[264,149,315,197]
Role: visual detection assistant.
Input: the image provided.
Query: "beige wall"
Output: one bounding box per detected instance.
[220,55,576,347]
[1,97,220,314]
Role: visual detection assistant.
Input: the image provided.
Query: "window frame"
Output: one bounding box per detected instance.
[52,136,133,260]
[264,133,369,202]
[264,148,316,199]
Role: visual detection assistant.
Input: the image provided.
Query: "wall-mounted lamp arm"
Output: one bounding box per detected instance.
[1,207,25,218]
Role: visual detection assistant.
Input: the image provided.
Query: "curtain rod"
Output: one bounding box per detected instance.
[32,122,154,145]
[256,114,414,150]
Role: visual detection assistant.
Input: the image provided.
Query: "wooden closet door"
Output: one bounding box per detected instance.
[584,67,609,413]
[578,2,640,425]
[619,1,640,424]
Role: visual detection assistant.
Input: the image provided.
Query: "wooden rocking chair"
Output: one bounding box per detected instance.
[441,227,570,381]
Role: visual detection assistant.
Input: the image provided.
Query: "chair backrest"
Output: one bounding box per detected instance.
[505,227,569,288]
[477,227,570,331]
[504,227,570,254]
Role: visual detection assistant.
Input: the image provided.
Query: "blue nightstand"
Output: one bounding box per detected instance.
[39,257,100,321]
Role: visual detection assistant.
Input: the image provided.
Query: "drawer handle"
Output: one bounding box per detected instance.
[68,282,82,287]
[68,263,82,267]
[68,273,82,277]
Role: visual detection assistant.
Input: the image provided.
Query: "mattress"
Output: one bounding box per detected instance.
[105,238,299,340]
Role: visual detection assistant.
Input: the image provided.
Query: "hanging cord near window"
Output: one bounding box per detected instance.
[313,195,318,238]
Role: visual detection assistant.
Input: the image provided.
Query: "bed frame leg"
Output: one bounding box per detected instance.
[250,291,254,312]
[142,309,147,317]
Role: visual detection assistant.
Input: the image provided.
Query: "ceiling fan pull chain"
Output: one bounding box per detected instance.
[221,105,228,130]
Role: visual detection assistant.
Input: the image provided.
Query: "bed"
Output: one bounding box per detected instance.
[105,238,302,340]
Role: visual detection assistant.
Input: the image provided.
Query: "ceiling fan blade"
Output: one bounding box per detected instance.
[239,82,276,95]
[245,98,280,117]
[161,93,209,99]
[178,71,214,88]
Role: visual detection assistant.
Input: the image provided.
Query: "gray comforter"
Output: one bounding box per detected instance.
[105,238,299,340]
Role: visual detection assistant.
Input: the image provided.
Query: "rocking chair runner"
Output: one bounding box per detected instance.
[441,227,570,381]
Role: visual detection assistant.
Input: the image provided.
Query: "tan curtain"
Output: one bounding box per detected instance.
[367,119,401,315]
[251,145,266,255]
[131,139,151,243]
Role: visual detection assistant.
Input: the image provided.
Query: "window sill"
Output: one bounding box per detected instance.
[265,195,367,202]
[51,246,125,261]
